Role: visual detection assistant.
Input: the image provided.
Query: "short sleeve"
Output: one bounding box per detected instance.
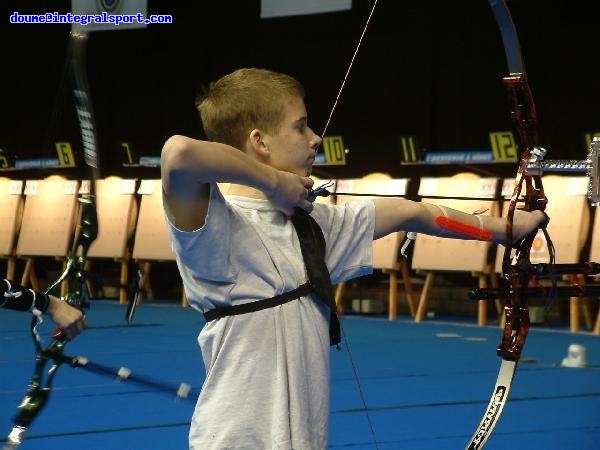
[311,200,375,284]
[164,183,237,283]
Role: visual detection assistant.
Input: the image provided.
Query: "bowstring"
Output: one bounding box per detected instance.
[319,0,380,142]
[319,1,381,448]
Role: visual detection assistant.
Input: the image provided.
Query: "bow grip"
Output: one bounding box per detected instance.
[497,304,530,361]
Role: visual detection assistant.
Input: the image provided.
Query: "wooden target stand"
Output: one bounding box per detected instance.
[411,173,499,326]
[330,173,416,320]
[16,176,79,295]
[132,179,187,307]
[83,177,139,303]
[586,207,600,334]
[0,178,24,281]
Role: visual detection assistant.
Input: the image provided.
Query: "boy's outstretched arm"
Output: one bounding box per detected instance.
[161,135,314,231]
[372,197,546,244]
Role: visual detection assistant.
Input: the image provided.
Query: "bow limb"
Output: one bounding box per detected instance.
[59,29,100,317]
[46,30,100,320]
[465,2,550,449]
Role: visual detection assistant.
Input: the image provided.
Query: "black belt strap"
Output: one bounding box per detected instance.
[202,209,340,348]
[203,282,313,322]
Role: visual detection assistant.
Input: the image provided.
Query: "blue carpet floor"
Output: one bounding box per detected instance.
[1,301,598,449]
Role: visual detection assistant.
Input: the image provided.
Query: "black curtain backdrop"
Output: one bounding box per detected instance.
[2,0,599,178]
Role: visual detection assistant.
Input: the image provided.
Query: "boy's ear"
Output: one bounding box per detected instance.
[249,129,269,156]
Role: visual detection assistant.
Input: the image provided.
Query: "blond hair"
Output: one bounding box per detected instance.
[197,68,305,150]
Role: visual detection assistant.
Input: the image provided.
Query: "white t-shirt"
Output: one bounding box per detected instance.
[165,184,375,450]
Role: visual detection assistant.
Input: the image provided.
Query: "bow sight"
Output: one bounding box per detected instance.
[524,137,600,205]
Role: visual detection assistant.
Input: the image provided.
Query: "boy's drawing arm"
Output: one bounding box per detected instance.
[161,135,314,230]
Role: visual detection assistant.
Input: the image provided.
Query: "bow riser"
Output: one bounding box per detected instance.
[497,72,547,361]
[504,75,538,150]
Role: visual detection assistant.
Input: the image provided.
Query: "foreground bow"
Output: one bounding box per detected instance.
[466,1,600,448]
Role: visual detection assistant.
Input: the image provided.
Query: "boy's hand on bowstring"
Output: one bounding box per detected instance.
[269,171,315,216]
